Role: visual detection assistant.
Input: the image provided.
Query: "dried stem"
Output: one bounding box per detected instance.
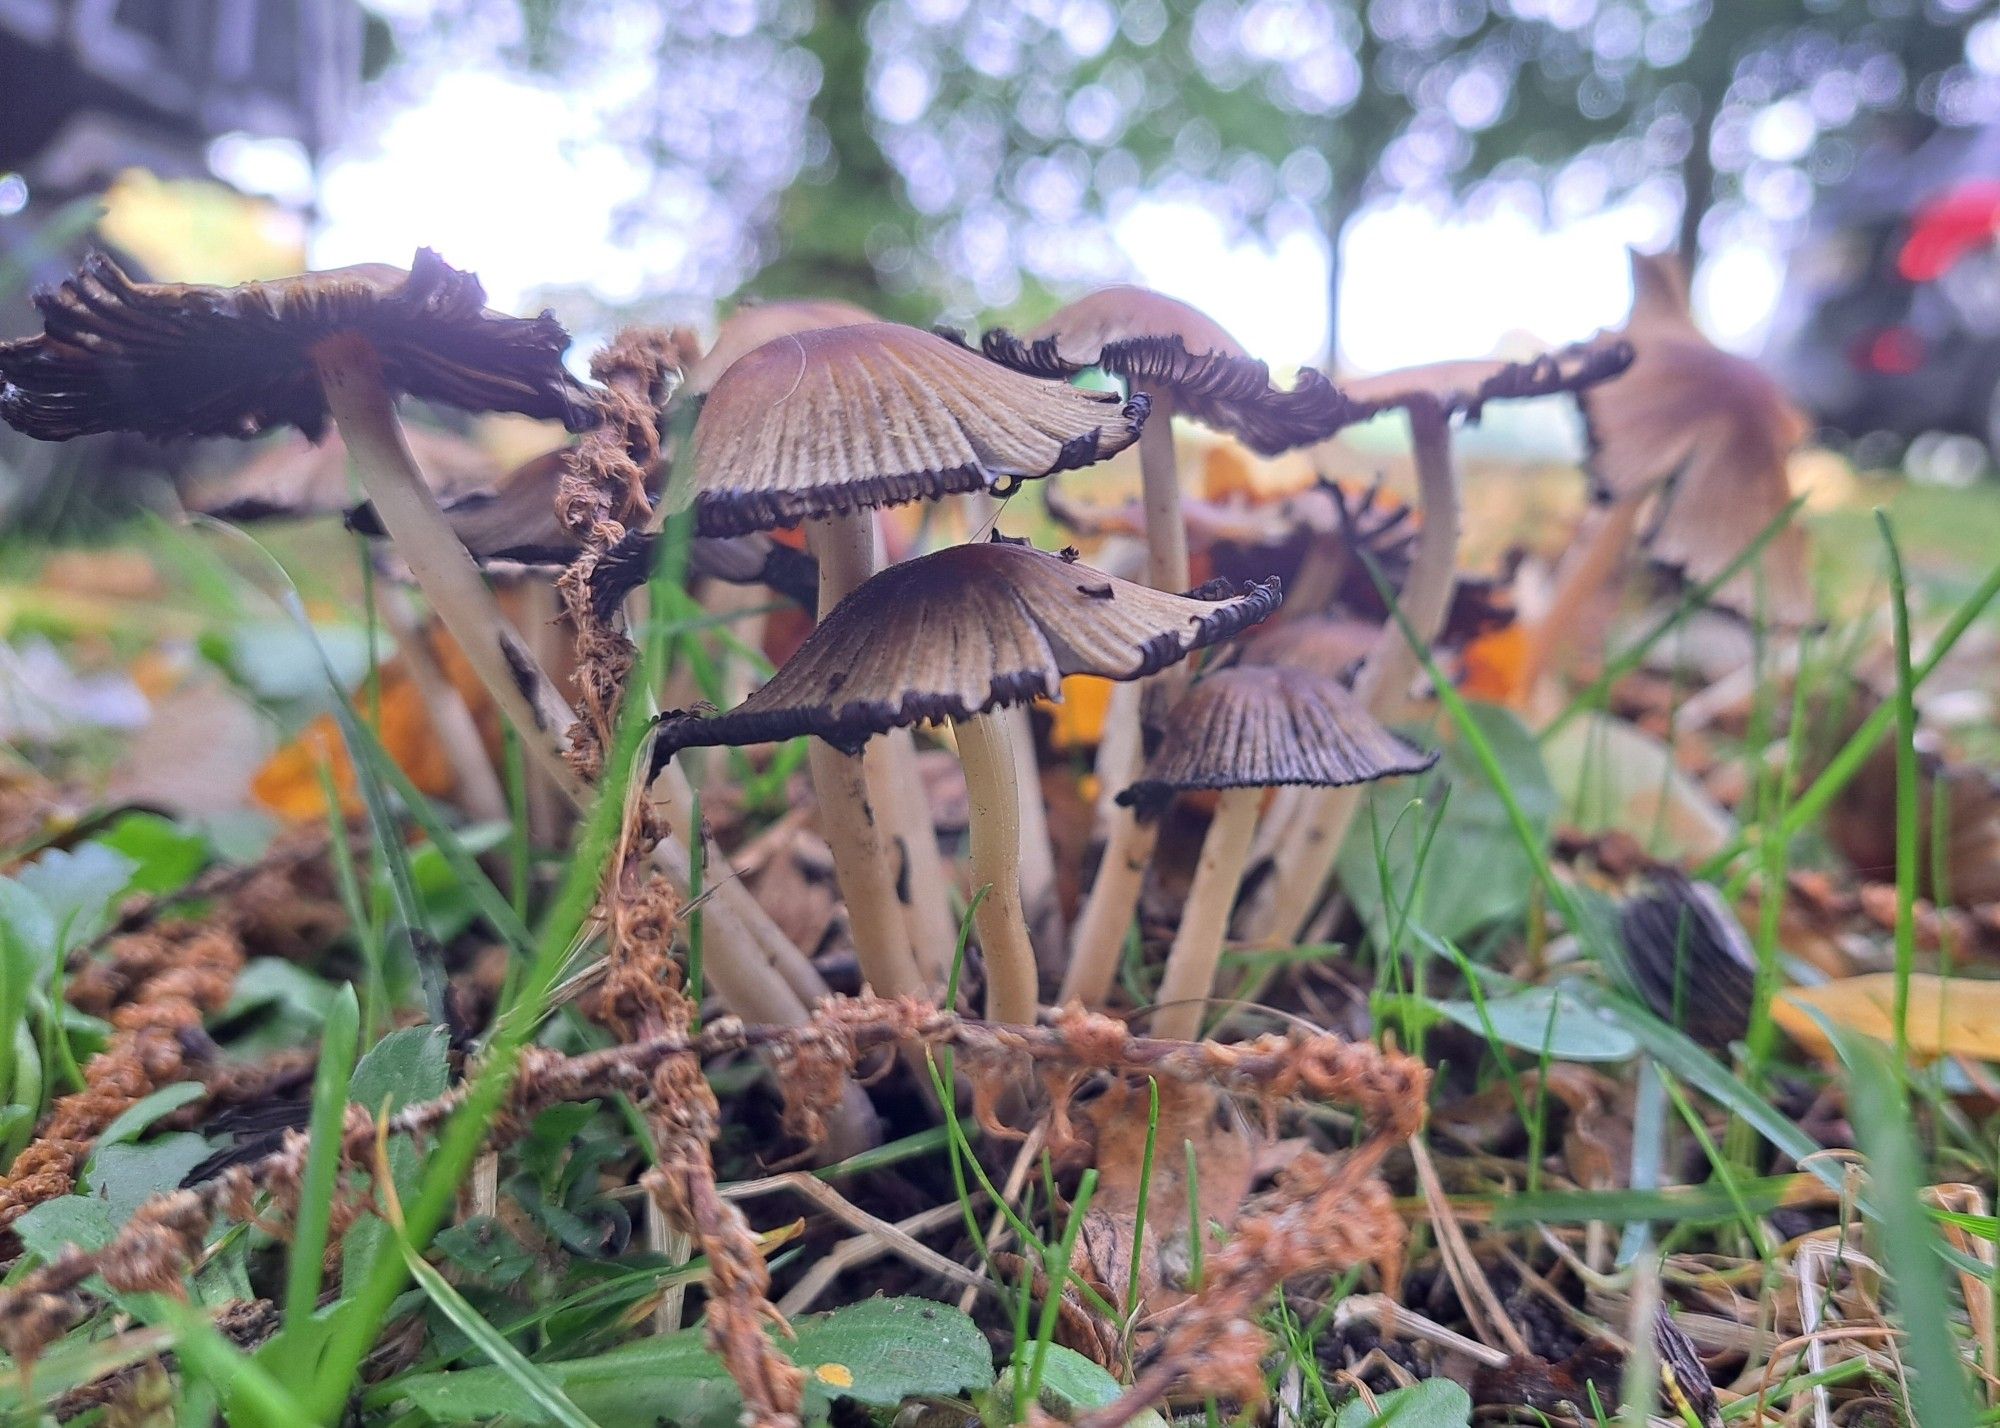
[954,710,1038,1024]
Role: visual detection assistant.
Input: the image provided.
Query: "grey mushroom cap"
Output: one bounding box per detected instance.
[676,322,1147,537]
[1617,873,1757,1050]
[1339,340,1634,422]
[651,536,1280,762]
[973,285,1376,454]
[0,249,593,444]
[1118,664,1435,817]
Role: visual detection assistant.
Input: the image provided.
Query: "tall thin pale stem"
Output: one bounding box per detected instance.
[953,710,1037,1025]
[804,516,926,1001]
[1248,401,1460,945]
[1151,785,1263,1041]
[311,332,587,807]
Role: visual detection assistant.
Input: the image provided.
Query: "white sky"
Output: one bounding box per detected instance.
[290,68,1787,375]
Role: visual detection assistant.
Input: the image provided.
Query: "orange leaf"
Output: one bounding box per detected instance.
[1772,974,2000,1062]
[251,663,458,821]
[1042,673,1114,753]
[1460,622,1529,706]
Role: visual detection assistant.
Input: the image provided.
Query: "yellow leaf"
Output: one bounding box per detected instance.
[250,664,458,821]
[812,1364,854,1389]
[1772,974,2000,1062]
[1042,674,1114,753]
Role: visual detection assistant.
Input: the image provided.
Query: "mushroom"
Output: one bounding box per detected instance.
[1117,665,1433,1040]
[650,537,1279,1023]
[187,423,499,523]
[1530,249,1814,686]
[0,250,594,802]
[671,322,1147,1003]
[682,297,878,398]
[980,290,1375,1006]
[1243,340,1632,950]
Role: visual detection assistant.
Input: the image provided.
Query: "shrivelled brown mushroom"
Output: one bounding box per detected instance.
[684,297,878,397]
[1576,248,1814,625]
[671,321,1147,1004]
[1244,340,1632,951]
[653,537,1280,1023]
[0,249,593,803]
[1618,873,1757,1050]
[1063,665,1432,1031]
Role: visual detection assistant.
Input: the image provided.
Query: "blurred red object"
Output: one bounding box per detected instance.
[1897,180,2000,283]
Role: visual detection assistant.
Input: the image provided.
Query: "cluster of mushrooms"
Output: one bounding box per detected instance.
[0,250,1634,1045]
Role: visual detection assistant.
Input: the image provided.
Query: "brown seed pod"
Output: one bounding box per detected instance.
[674,322,1146,536]
[652,537,1279,759]
[0,249,591,442]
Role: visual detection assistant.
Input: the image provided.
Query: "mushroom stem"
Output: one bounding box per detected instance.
[1059,803,1160,1009]
[1251,401,1461,944]
[880,728,961,991]
[1519,492,1646,698]
[803,515,926,1001]
[1151,785,1263,1041]
[952,710,1037,1025]
[311,332,587,807]
[376,587,509,825]
[1135,387,1190,592]
[1001,703,1066,970]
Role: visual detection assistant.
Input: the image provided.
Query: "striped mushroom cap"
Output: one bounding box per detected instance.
[1339,340,1632,420]
[1118,664,1434,817]
[0,249,592,443]
[1617,873,1757,1049]
[651,537,1279,760]
[188,424,500,522]
[673,321,1147,537]
[977,284,1371,454]
[684,297,878,396]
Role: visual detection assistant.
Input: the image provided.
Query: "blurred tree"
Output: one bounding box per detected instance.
[375,1,1995,354]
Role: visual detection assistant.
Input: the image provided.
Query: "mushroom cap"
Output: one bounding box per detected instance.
[651,537,1279,758]
[978,285,1371,454]
[1117,664,1435,815]
[674,321,1146,537]
[187,423,500,522]
[684,297,878,396]
[1581,249,1812,623]
[1339,340,1634,420]
[0,249,592,444]
[1236,614,1380,682]
[1617,873,1756,1050]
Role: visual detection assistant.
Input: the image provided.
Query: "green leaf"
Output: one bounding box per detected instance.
[1834,1027,1979,1425]
[351,1024,451,1114]
[84,1134,214,1224]
[1340,703,1556,946]
[1334,1378,1473,1427]
[434,1217,538,1285]
[1419,983,1637,1063]
[14,1194,119,1262]
[3,842,139,965]
[1001,1344,1165,1427]
[395,1296,994,1426]
[203,619,374,705]
[95,814,210,897]
[95,1082,206,1148]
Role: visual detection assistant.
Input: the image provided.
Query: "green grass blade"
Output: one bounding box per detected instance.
[144,1296,314,1428]
[1835,1027,1979,1425]
[275,984,360,1372]
[1874,512,1920,1066]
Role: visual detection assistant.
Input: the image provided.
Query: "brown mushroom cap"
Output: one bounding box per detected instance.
[675,321,1146,536]
[684,298,878,396]
[187,423,500,522]
[1118,664,1435,816]
[651,536,1279,759]
[1581,250,1812,623]
[0,249,592,443]
[976,284,1371,454]
[1236,614,1380,682]
[1339,340,1634,420]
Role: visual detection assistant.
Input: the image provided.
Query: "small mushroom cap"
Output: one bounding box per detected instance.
[1117,664,1435,815]
[1339,340,1633,420]
[674,321,1146,536]
[1237,615,1380,682]
[684,298,878,396]
[652,537,1279,759]
[0,249,592,444]
[979,285,1371,454]
[188,424,499,522]
[1583,249,1812,623]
